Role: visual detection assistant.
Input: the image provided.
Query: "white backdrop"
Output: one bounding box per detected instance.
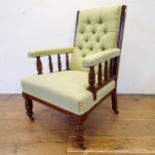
[0,0,155,94]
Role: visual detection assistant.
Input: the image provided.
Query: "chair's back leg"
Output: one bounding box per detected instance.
[25,98,34,120]
[111,89,119,114]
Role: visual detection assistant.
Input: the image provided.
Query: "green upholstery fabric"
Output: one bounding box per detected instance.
[70,6,121,70]
[21,71,115,115]
[28,47,74,58]
[21,6,122,115]
[82,48,120,67]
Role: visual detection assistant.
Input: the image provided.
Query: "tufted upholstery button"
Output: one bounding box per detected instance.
[85,38,89,42]
[101,47,105,51]
[98,18,103,24]
[82,53,86,57]
[96,38,100,42]
[78,45,82,50]
[73,6,122,71]
[86,19,91,24]
[104,29,107,34]
[92,29,96,34]
[89,47,93,51]
[80,29,84,34]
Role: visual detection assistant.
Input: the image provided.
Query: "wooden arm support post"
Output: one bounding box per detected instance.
[35,52,71,74]
[87,57,119,101]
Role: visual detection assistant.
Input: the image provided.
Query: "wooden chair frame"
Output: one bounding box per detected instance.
[22,5,127,150]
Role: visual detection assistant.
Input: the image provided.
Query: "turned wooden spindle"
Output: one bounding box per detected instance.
[57,54,62,71]
[88,66,95,90]
[36,56,43,74]
[110,59,114,77]
[104,61,108,80]
[66,53,69,70]
[48,55,53,73]
[98,63,102,85]
[114,57,119,75]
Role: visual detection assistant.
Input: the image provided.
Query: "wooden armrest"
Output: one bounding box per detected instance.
[29,47,74,74]
[28,47,74,58]
[85,49,121,100]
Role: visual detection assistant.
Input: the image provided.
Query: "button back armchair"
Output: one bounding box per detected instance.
[21,5,127,149]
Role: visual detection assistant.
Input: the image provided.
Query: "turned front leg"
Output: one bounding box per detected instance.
[25,98,34,120]
[73,115,87,150]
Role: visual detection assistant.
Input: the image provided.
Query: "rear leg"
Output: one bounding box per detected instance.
[111,89,119,114]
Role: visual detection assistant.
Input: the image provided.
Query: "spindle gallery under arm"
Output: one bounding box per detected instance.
[21,5,127,149]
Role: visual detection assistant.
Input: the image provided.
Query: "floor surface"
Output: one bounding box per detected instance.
[0,94,155,155]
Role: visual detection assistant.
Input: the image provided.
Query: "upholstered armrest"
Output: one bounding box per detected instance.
[28,47,74,58]
[82,48,120,67]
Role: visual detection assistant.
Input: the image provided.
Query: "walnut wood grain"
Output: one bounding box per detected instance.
[98,63,102,85]
[25,98,34,120]
[88,66,95,91]
[110,59,114,77]
[111,88,119,114]
[73,115,87,150]
[66,53,69,70]
[104,61,108,81]
[1,94,155,154]
[115,5,127,80]
[36,57,43,75]
[48,55,53,73]
[57,54,62,71]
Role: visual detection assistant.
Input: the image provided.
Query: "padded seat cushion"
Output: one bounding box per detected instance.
[21,71,115,115]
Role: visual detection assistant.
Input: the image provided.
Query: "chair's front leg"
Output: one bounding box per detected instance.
[25,97,34,120]
[73,115,87,150]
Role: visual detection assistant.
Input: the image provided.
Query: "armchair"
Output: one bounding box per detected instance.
[21,5,127,150]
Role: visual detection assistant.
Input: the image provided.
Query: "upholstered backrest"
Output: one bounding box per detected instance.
[70,6,122,71]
